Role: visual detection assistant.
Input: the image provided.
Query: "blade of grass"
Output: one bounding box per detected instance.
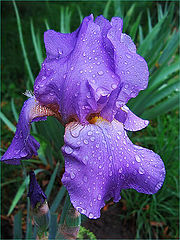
[13,210,22,239]
[45,162,60,199]
[0,111,16,133]
[141,94,179,119]
[103,0,112,19]
[13,1,34,84]
[30,20,43,68]
[11,98,18,123]
[50,186,67,213]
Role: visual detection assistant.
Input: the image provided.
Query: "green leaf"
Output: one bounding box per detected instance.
[50,186,67,213]
[145,80,180,108]
[147,9,152,33]
[45,162,60,199]
[30,20,43,68]
[59,193,71,225]
[76,5,83,23]
[11,98,19,123]
[49,213,58,240]
[149,59,179,89]
[138,13,167,57]
[8,169,44,216]
[158,30,179,65]
[129,12,142,41]
[0,111,16,133]
[44,19,50,30]
[123,4,136,32]
[103,0,112,19]
[13,210,22,239]
[141,94,179,119]
[13,1,34,84]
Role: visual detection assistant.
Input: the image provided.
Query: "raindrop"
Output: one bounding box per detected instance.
[92,74,96,78]
[135,155,141,162]
[83,176,88,182]
[70,172,76,179]
[83,52,86,57]
[64,146,73,154]
[97,194,102,200]
[98,70,104,76]
[155,182,163,191]
[109,171,113,176]
[90,137,95,142]
[109,156,113,161]
[89,213,94,219]
[70,66,74,71]
[90,201,93,207]
[118,167,123,173]
[126,53,132,58]
[87,131,93,136]
[111,84,117,89]
[84,139,89,145]
[138,166,145,174]
[96,144,100,148]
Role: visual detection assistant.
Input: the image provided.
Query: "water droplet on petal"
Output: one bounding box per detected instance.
[89,213,94,219]
[70,172,76,179]
[118,167,123,173]
[155,182,163,191]
[83,139,89,145]
[138,166,145,174]
[111,84,117,89]
[90,137,95,142]
[88,131,93,136]
[64,146,73,154]
[97,194,102,200]
[83,176,88,182]
[97,70,104,76]
[135,155,141,162]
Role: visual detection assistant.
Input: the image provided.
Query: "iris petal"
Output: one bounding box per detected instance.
[1,97,54,165]
[62,118,165,219]
[115,105,149,131]
[34,15,121,124]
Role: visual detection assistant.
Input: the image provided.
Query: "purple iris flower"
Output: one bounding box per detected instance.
[28,171,47,208]
[1,15,165,219]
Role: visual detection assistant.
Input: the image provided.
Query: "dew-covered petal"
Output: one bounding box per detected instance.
[28,171,47,208]
[107,18,149,106]
[1,97,55,165]
[44,29,79,59]
[62,118,165,219]
[115,105,149,131]
[34,15,120,124]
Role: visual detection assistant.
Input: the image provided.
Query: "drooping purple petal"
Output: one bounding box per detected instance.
[28,171,47,208]
[34,15,120,124]
[115,105,149,131]
[62,118,165,219]
[1,97,54,165]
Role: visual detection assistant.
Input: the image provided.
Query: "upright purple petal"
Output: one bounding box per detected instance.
[1,97,54,165]
[115,105,149,131]
[62,118,165,219]
[34,15,120,124]
[107,17,149,106]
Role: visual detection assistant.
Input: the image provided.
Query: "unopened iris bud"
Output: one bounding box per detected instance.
[56,206,81,240]
[28,171,50,235]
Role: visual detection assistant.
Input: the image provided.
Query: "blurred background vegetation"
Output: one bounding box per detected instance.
[1,0,179,239]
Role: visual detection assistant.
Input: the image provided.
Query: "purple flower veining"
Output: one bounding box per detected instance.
[1,15,165,219]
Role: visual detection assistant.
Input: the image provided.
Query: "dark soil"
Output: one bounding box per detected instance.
[82,202,136,239]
